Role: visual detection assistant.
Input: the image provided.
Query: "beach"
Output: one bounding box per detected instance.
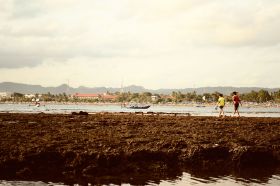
[0,113,280,185]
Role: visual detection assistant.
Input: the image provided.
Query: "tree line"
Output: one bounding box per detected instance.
[1,89,280,103]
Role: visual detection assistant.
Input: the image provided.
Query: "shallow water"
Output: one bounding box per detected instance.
[0,103,279,117]
[150,173,280,186]
[1,172,280,186]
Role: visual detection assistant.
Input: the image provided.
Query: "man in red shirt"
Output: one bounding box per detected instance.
[232,91,242,117]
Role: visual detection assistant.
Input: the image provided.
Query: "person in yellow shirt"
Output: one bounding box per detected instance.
[217,94,225,117]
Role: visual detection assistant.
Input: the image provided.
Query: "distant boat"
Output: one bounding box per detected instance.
[126,105,151,109]
[122,103,151,109]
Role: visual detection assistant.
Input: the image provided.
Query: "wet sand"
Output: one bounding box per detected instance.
[0,113,280,185]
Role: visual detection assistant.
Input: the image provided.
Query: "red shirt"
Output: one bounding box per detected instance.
[233,95,240,104]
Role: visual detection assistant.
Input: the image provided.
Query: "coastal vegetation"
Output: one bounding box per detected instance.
[1,89,280,104]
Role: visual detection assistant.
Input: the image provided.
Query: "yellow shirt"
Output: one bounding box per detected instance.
[218,97,225,106]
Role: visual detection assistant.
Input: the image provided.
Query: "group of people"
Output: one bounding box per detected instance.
[216,91,242,117]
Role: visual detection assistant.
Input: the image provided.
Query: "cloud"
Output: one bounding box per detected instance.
[184,0,280,47]
[1,43,280,89]
[0,0,279,88]
[10,0,45,19]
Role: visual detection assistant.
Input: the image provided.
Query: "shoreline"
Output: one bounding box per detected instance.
[0,113,280,185]
[1,101,280,108]
[1,102,280,118]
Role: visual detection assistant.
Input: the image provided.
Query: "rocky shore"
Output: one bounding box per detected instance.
[0,113,279,185]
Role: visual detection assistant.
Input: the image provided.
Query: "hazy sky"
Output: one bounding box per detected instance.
[0,0,280,89]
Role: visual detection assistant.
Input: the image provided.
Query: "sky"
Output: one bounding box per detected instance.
[0,0,280,89]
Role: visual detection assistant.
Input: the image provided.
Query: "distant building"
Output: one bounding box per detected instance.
[24,94,36,98]
[161,95,173,102]
[73,93,117,101]
[0,92,12,98]
[73,93,100,100]
[151,95,159,102]
[101,93,117,101]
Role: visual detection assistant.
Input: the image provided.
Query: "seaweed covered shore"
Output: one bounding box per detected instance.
[0,113,280,185]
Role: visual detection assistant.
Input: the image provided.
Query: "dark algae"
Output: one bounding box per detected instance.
[0,113,279,185]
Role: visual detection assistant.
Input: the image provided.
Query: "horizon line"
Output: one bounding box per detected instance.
[0,81,279,90]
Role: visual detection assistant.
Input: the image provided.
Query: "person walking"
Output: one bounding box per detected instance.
[232,91,242,117]
[217,94,225,117]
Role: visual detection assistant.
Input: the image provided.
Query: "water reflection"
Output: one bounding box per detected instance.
[1,168,279,186]
[156,173,280,185]
[183,166,280,185]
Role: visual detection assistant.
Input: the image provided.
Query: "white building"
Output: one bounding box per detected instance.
[24,94,36,98]
[0,92,12,98]
[151,95,159,102]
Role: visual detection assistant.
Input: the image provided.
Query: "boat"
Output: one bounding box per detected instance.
[122,102,151,109]
[119,83,151,109]
[126,105,151,109]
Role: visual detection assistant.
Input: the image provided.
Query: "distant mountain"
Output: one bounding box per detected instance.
[0,82,278,95]
[0,82,147,94]
[153,87,280,95]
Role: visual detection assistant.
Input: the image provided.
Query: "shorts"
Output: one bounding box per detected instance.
[234,103,239,110]
[219,106,224,109]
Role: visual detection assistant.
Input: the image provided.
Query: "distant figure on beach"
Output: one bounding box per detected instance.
[232,91,242,117]
[35,98,40,107]
[217,94,225,117]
